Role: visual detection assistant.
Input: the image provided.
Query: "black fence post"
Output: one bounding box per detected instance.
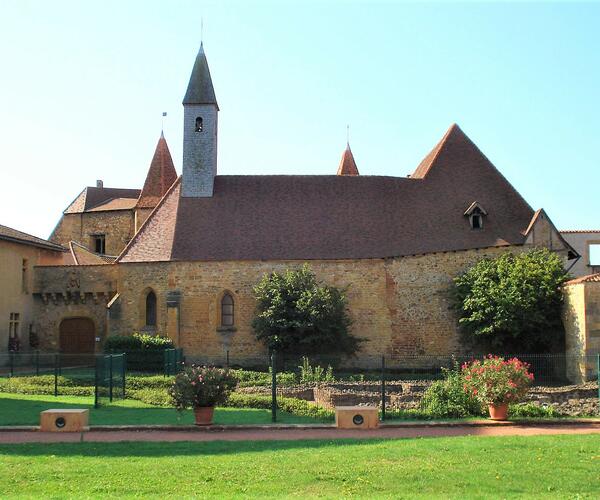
[109,354,114,403]
[381,355,386,422]
[9,352,14,377]
[57,353,62,376]
[122,352,126,399]
[35,350,39,376]
[226,350,230,369]
[271,350,277,423]
[54,354,58,397]
[94,355,99,409]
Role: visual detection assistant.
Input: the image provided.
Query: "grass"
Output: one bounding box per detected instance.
[0,393,323,426]
[1,435,599,497]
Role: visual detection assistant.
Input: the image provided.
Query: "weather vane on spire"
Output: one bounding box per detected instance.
[161,112,167,134]
[201,17,204,45]
[346,124,350,147]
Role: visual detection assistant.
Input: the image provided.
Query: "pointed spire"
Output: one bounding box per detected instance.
[337,143,360,176]
[412,123,468,178]
[182,43,219,108]
[137,134,178,208]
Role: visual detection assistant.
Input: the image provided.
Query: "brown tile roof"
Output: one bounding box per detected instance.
[119,124,536,263]
[64,187,140,214]
[69,241,112,265]
[87,198,138,212]
[0,224,67,252]
[337,145,359,176]
[560,230,600,234]
[136,133,178,209]
[565,273,600,285]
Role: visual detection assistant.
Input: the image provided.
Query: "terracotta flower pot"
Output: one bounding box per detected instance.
[488,403,509,421]
[194,406,215,426]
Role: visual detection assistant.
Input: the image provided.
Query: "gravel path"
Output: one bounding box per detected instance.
[1,423,599,444]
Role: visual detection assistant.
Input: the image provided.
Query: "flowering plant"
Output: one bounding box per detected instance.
[169,365,237,410]
[461,355,533,405]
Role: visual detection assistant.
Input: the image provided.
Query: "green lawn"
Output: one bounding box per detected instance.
[1,435,599,498]
[0,393,321,426]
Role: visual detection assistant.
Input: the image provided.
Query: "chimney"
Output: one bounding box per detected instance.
[96,180,104,188]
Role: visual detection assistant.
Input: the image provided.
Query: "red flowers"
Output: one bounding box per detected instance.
[461,356,533,405]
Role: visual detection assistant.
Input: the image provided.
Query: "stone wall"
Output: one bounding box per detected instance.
[563,279,600,383]
[50,210,135,256]
[33,264,117,352]
[104,246,522,367]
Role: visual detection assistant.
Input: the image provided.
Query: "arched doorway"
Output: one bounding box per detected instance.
[59,318,96,354]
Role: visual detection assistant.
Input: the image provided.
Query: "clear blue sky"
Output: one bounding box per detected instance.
[0,0,598,239]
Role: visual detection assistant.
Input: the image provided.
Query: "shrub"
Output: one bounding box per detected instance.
[420,367,483,418]
[224,393,335,421]
[251,264,362,356]
[229,369,297,388]
[104,333,174,372]
[298,357,335,384]
[509,402,560,418]
[169,366,236,410]
[452,249,569,352]
[128,387,172,406]
[462,356,534,406]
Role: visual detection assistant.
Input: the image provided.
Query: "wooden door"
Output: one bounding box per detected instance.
[59,318,95,354]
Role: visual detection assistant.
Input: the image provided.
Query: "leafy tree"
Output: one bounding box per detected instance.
[251,265,361,356]
[452,248,569,352]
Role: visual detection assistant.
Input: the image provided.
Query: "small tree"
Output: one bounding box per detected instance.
[452,248,569,352]
[251,264,361,356]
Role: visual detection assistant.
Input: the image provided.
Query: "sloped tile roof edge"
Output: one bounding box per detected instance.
[524,209,580,259]
[116,176,182,263]
[564,272,600,285]
[0,224,67,252]
[560,230,600,234]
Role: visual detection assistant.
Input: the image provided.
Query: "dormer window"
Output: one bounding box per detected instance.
[195,117,203,132]
[464,201,487,230]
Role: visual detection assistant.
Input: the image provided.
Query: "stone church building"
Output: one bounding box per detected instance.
[32,44,578,365]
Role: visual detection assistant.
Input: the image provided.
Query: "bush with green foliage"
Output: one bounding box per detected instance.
[452,249,569,352]
[104,333,174,371]
[508,402,560,418]
[251,264,361,356]
[229,369,297,388]
[224,393,335,421]
[420,366,483,418]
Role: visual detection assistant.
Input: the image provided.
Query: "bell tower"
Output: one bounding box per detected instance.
[182,43,219,197]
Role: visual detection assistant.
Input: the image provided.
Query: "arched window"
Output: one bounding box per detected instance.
[195,116,203,132]
[145,291,157,327]
[221,293,234,327]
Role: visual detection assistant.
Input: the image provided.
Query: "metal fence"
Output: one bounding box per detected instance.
[164,348,184,375]
[94,353,126,407]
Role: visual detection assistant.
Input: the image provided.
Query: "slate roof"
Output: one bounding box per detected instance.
[337,145,359,176]
[182,43,218,108]
[0,224,67,252]
[565,273,600,285]
[118,124,537,263]
[136,133,178,209]
[64,186,140,214]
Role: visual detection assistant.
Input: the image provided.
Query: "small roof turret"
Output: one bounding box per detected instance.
[137,133,178,209]
[182,43,219,108]
[337,143,360,176]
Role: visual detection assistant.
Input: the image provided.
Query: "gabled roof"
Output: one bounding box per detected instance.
[0,224,67,252]
[119,124,537,263]
[64,186,140,214]
[464,201,488,216]
[337,145,359,176]
[182,44,218,108]
[136,133,178,209]
[565,272,600,285]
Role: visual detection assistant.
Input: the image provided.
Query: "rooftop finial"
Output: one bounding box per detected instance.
[201,17,204,46]
[161,111,167,135]
[346,124,350,148]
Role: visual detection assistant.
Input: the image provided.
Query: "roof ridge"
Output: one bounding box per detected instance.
[0,224,67,252]
[412,123,459,178]
[565,272,600,285]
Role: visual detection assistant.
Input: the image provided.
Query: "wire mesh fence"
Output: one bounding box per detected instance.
[94,353,126,407]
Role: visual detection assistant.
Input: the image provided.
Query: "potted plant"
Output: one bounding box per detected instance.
[462,355,534,420]
[169,365,237,425]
